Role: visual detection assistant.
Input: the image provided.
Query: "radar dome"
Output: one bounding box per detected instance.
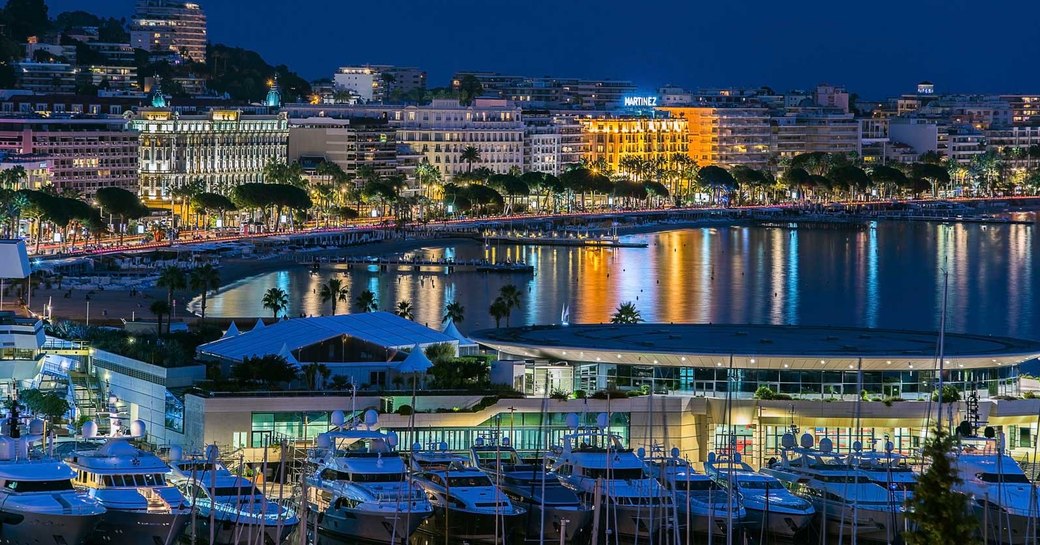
[670,447,680,459]
[205,444,219,463]
[315,434,331,449]
[799,433,814,449]
[387,431,399,448]
[364,409,379,428]
[565,413,579,430]
[82,420,98,439]
[819,437,834,453]
[637,447,646,459]
[130,420,146,438]
[28,419,44,435]
[707,452,717,464]
[169,445,183,461]
[852,440,862,452]
[781,433,796,449]
[331,411,345,427]
[596,412,609,430]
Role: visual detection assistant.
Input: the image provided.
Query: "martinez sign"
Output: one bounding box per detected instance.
[623,96,658,107]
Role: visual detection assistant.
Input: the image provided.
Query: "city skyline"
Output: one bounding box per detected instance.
[46,0,1040,99]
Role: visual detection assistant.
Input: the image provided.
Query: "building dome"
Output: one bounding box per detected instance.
[149,75,168,108]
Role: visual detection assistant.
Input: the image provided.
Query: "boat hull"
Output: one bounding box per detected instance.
[187,517,299,545]
[974,504,1036,545]
[518,503,593,543]
[419,506,526,544]
[89,510,190,545]
[597,503,672,541]
[743,508,813,538]
[814,500,905,542]
[317,505,431,545]
[0,510,103,545]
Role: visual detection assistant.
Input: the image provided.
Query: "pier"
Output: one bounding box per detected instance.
[303,255,534,274]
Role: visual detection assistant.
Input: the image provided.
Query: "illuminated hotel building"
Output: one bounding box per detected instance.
[579,117,688,173]
[128,107,289,202]
[773,107,862,159]
[130,0,208,63]
[0,117,138,197]
[658,106,772,170]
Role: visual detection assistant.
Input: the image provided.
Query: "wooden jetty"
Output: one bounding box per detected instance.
[307,255,534,274]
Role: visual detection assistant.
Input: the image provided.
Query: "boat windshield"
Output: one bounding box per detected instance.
[212,485,261,497]
[816,474,872,483]
[978,473,1031,484]
[103,474,167,487]
[447,475,493,488]
[334,437,390,455]
[737,480,779,490]
[582,467,645,479]
[4,479,73,492]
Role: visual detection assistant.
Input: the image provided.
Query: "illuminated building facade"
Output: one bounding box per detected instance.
[453,71,636,109]
[288,116,401,179]
[0,153,52,190]
[522,112,586,176]
[127,108,289,201]
[333,65,426,103]
[0,117,138,197]
[579,117,688,173]
[474,323,1040,468]
[130,0,208,63]
[658,106,772,169]
[12,62,77,94]
[773,107,862,159]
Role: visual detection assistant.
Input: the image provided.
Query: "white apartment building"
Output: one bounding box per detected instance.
[522,113,585,176]
[773,108,861,159]
[333,65,426,103]
[130,0,208,63]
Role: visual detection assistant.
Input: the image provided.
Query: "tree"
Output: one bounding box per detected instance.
[188,264,220,320]
[489,297,510,328]
[262,287,289,318]
[95,187,148,244]
[395,300,414,320]
[18,389,68,424]
[457,74,483,106]
[4,0,49,42]
[498,284,522,326]
[149,300,170,337]
[354,289,378,313]
[696,166,737,204]
[232,355,299,388]
[301,362,331,390]
[904,428,979,545]
[610,302,643,324]
[913,162,952,197]
[319,278,348,315]
[443,301,465,324]
[460,146,481,173]
[156,266,186,327]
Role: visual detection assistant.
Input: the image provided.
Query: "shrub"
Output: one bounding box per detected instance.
[1024,391,1036,399]
[549,389,569,401]
[931,385,961,403]
[396,404,413,416]
[754,386,777,400]
[573,389,587,400]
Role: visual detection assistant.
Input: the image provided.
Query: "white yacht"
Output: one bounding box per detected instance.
[641,446,745,536]
[66,420,190,545]
[547,416,673,541]
[845,440,917,499]
[762,431,906,543]
[0,404,105,545]
[168,446,299,545]
[703,450,814,538]
[952,434,1039,545]
[306,410,432,544]
[408,442,527,544]
[469,435,593,543]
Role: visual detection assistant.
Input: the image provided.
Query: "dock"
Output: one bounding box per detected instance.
[307,255,534,274]
[480,234,648,248]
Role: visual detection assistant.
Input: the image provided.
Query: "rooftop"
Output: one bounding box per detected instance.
[197,312,457,362]
[471,323,1040,371]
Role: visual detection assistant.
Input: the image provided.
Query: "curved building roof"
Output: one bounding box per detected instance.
[471,324,1040,371]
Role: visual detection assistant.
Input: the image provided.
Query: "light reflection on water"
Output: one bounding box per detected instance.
[199,222,1037,339]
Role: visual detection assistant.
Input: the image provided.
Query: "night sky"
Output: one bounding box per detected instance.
[47,0,1040,98]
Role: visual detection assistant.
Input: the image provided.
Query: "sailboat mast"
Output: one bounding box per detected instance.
[936,269,949,434]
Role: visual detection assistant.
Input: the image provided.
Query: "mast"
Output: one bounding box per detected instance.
[936,268,949,434]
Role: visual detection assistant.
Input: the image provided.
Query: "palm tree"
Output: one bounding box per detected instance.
[149,300,170,336]
[498,284,522,326]
[262,287,289,318]
[610,302,643,324]
[443,301,465,324]
[188,264,221,320]
[302,362,331,390]
[489,297,510,328]
[319,278,348,315]
[156,266,186,308]
[395,300,414,320]
[354,290,378,313]
[460,146,481,173]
